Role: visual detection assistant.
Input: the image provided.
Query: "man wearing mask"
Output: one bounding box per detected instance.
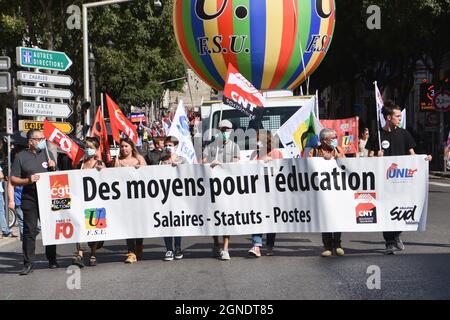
[11,129,58,275]
[366,102,432,255]
[145,137,165,165]
[202,119,240,260]
[309,128,346,257]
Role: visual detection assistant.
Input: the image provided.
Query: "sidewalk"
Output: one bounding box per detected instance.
[0,226,19,248]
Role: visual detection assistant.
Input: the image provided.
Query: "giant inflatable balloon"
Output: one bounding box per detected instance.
[173,0,336,91]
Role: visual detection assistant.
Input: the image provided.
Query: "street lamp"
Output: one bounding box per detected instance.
[89,46,96,124]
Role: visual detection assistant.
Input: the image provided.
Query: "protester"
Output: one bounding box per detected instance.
[72,137,106,268]
[160,136,187,261]
[145,137,165,165]
[309,128,346,257]
[358,127,370,157]
[10,129,58,275]
[202,119,240,260]
[248,130,282,257]
[366,102,432,254]
[1,164,17,239]
[114,137,147,263]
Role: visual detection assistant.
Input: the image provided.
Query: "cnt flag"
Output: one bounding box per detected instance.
[223,63,266,120]
[106,93,137,144]
[168,100,198,164]
[43,120,84,167]
[91,107,112,164]
[277,97,322,158]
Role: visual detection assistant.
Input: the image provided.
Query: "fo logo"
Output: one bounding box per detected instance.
[85,208,107,236]
[50,174,71,211]
[386,163,417,181]
[355,192,377,224]
[55,220,74,240]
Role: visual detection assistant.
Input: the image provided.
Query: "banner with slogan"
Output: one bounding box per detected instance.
[277,97,322,158]
[320,117,359,154]
[37,156,429,245]
[223,63,266,120]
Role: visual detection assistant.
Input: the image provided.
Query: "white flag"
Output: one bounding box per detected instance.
[399,109,406,129]
[375,81,386,127]
[168,100,198,164]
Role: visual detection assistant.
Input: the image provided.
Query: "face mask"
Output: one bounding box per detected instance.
[330,139,338,149]
[222,131,231,141]
[165,146,175,154]
[85,148,96,157]
[36,140,46,150]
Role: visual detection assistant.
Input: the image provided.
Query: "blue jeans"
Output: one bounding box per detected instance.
[164,237,181,251]
[0,193,10,236]
[251,233,276,247]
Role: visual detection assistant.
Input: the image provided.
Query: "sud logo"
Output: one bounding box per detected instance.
[386,163,417,181]
[85,208,107,236]
[390,205,418,224]
[49,174,71,211]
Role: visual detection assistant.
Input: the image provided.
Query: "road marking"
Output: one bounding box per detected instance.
[429,181,450,187]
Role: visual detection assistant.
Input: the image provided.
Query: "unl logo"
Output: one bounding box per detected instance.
[55,221,74,240]
[50,174,71,211]
[85,208,107,230]
[355,192,377,224]
[386,163,417,180]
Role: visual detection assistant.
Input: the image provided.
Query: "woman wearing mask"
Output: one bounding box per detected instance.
[309,128,346,257]
[160,136,187,260]
[72,137,105,267]
[114,137,147,263]
[248,130,283,257]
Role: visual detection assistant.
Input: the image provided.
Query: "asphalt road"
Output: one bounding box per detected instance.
[1,177,449,300]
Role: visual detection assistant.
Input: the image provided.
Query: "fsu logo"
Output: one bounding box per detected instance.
[85,208,107,236]
[49,174,71,211]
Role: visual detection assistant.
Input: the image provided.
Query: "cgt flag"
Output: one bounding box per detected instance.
[106,93,137,144]
[91,107,112,164]
[223,63,266,120]
[43,120,84,167]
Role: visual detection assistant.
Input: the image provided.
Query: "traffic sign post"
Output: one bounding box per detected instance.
[16,47,72,71]
[433,90,450,112]
[17,71,73,86]
[18,100,73,118]
[18,85,73,99]
[0,72,11,93]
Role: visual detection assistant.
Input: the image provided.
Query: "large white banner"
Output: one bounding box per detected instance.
[37,156,429,245]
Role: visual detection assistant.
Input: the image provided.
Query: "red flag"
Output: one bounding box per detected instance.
[320,117,359,154]
[43,120,85,167]
[223,63,266,120]
[105,93,137,144]
[91,107,112,163]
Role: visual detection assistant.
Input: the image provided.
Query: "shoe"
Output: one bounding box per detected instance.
[266,246,274,256]
[89,256,97,267]
[174,248,183,260]
[71,255,85,268]
[212,245,221,258]
[19,264,34,276]
[3,232,18,238]
[248,246,261,257]
[220,250,230,260]
[49,261,59,269]
[321,250,333,257]
[164,250,174,261]
[136,244,144,259]
[335,248,345,256]
[385,244,396,255]
[395,238,405,251]
[124,253,137,263]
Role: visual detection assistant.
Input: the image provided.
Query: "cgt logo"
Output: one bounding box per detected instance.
[386,163,418,180]
[355,192,377,224]
[55,221,74,240]
[390,206,418,224]
[50,174,71,211]
[85,208,107,236]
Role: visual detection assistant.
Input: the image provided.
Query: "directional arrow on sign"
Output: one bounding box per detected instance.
[17,71,73,86]
[19,120,73,134]
[18,100,73,118]
[18,85,73,99]
[16,47,72,71]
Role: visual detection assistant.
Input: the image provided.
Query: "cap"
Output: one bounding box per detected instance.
[218,119,233,129]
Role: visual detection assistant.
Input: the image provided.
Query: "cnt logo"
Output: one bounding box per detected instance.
[50,174,71,211]
[85,208,107,236]
[55,219,74,240]
[386,163,417,181]
[355,192,377,224]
